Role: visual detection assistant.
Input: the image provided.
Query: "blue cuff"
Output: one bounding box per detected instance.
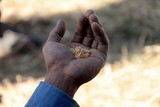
[25,81,79,107]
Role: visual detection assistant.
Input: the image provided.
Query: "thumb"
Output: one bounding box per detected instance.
[47,19,66,42]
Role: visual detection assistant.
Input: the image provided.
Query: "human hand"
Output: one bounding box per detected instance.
[43,9,109,97]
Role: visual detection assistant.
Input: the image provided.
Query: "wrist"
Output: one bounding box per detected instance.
[44,71,79,97]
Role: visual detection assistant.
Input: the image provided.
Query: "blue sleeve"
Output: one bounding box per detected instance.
[25,81,79,107]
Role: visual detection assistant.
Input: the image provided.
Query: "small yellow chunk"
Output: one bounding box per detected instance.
[71,46,91,58]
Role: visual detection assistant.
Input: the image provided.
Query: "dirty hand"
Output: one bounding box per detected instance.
[42,9,109,97]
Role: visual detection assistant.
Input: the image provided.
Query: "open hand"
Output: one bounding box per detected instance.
[43,9,109,97]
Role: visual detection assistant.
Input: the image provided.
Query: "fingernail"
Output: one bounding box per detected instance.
[86,9,95,18]
[87,9,95,14]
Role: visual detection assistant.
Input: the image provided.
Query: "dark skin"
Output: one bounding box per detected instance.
[43,9,109,97]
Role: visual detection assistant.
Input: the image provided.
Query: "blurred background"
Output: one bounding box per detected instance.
[0,0,160,107]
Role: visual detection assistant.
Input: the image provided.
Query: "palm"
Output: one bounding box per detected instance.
[43,42,103,84]
[43,10,109,85]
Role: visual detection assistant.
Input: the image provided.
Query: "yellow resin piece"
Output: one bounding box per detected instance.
[71,46,91,58]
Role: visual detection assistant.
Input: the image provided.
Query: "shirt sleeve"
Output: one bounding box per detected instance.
[25,81,79,107]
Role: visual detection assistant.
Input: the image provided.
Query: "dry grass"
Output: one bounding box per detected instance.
[0,45,160,107]
[0,77,42,107]
[74,44,160,107]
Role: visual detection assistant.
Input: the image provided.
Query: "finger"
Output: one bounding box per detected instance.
[89,14,103,27]
[85,9,95,19]
[86,9,103,28]
[91,22,110,54]
[70,15,88,43]
[82,25,94,47]
[91,39,99,49]
[81,9,95,47]
[47,19,66,42]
